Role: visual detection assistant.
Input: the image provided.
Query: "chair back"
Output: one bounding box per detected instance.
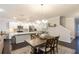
[45,39,54,48]
[45,36,59,53]
[54,36,59,47]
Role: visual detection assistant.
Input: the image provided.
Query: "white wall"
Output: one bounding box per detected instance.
[65,17,75,35]
[0,17,17,32]
[60,16,76,39]
[48,16,60,26]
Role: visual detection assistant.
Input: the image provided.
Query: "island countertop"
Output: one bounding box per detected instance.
[9,31,42,39]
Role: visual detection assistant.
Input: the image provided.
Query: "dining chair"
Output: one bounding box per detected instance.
[37,36,59,54]
[53,36,59,53]
[31,34,38,39]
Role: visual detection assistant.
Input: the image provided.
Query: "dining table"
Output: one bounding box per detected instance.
[25,34,58,54]
[25,37,46,48]
[25,37,46,53]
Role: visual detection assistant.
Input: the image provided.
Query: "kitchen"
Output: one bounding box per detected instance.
[0,4,77,54]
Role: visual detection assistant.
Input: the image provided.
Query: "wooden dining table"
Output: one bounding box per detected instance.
[25,37,46,53]
[25,35,56,53]
[25,38,46,48]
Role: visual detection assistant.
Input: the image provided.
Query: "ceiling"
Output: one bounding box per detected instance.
[0,4,79,20]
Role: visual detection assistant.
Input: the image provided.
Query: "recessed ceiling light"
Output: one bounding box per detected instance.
[0,8,5,12]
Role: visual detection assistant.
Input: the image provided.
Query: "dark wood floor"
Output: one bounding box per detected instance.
[59,39,75,49]
[2,39,11,54]
[2,38,76,54]
[12,42,28,50]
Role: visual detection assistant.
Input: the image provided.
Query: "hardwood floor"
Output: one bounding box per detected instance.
[12,42,28,50]
[2,39,11,54]
[59,39,75,49]
[2,38,76,54]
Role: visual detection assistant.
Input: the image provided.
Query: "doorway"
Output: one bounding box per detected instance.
[75,17,79,53]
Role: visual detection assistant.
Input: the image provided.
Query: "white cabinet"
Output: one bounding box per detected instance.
[15,35,31,43]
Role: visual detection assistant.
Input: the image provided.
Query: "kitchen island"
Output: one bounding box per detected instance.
[9,31,42,44]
